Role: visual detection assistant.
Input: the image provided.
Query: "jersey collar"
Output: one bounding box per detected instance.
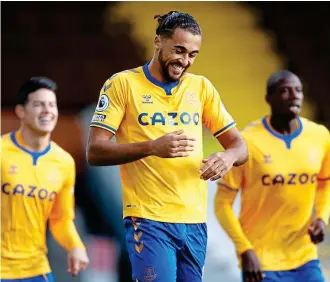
[10,130,51,165]
[142,62,180,96]
[262,116,303,149]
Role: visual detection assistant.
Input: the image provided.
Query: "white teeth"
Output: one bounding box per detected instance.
[40,117,52,122]
[173,64,183,71]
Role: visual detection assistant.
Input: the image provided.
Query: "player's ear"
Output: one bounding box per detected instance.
[265,94,271,105]
[154,35,161,50]
[15,104,25,119]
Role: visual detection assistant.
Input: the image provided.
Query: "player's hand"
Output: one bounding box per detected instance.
[68,247,89,277]
[308,218,326,244]
[199,151,235,181]
[151,129,196,158]
[241,249,265,282]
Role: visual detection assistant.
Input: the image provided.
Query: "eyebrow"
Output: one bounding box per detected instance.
[174,45,199,54]
[32,100,56,103]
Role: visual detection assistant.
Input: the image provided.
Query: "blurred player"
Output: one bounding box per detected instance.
[215,70,330,282]
[1,77,89,281]
[87,10,248,282]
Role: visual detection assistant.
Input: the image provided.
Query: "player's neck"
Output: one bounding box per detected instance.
[148,58,166,83]
[269,115,299,135]
[19,126,51,152]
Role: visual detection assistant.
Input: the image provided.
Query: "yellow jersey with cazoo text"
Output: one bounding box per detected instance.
[215,117,330,270]
[1,131,79,279]
[90,63,236,223]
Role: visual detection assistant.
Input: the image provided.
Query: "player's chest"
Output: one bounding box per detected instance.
[251,139,324,186]
[127,89,203,128]
[2,154,64,201]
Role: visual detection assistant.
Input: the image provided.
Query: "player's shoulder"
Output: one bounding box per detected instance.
[101,66,143,92]
[106,66,143,83]
[0,132,13,149]
[301,117,329,137]
[50,141,75,166]
[240,118,265,139]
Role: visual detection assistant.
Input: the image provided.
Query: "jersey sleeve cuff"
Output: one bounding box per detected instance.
[213,122,236,138]
[90,122,117,135]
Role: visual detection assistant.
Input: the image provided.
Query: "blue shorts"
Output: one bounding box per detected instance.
[242,260,324,282]
[1,273,55,282]
[124,217,207,282]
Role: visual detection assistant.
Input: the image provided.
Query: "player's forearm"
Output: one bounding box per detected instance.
[49,218,85,252]
[316,180,330,225]
[215,190,253,254]
[87,139,153,166]
[217,134,248,167]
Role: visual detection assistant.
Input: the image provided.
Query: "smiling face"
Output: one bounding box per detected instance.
[15,88,58,135]
[155,28,202,82]
[266,74,304,119]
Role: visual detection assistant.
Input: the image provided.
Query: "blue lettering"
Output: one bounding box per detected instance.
[1,183,56,201]
[27,185,36,198]
[288,173,296,185]
[311,173,317,184]
[262,172,318,186]
[49,191,57,201]
[180,112,191,125]
[193,113,199,125]
[138,113,149,126]
[13,184,24,195]
[2,183,10,195]
[38,189,48,200]
[151,112,165,125]
[138,112,200,126]
[299,173,309,184]
[273,174,285,185]
[262,175,270,185]
[168,112,178,126]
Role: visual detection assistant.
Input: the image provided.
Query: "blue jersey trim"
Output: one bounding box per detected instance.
[213,122,236,137]
[90,122,117,134]
[10,131,51,166]
[262,116,303,149]
[142,62,180,96]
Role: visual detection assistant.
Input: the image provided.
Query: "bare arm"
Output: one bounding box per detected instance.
[87,127,196,166]
[216,126,248,166]
[87,127,153,166]
[200,127,248,181]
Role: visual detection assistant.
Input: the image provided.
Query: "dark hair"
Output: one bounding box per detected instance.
[154,11,201,38]
[17,76,57,105]
[266,70,297,96]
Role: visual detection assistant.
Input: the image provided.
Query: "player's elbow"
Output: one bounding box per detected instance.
[86,141,114,166]
[86,142,100,166]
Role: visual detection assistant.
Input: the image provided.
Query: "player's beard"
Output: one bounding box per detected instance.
[158,49,182,83]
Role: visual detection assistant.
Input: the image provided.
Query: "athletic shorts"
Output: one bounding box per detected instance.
[124,217,207,282]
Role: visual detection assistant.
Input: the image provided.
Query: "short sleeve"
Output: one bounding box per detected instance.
[90,73,127,134]
[202,78,236,138]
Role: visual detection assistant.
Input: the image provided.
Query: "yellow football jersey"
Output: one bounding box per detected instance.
[215,116,330,271]
[1,130,83,279]
[90,63,236,223]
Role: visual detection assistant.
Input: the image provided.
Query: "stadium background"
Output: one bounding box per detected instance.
[1,1,330,281]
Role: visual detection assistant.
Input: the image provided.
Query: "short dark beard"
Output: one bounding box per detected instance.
[158,49,178,83]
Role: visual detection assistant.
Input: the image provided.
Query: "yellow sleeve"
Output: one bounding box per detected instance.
[49,157,85,251]
[90,72,127,134]
[202,77,236,138]
[215,161,253,254]
[316,128,330,225]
